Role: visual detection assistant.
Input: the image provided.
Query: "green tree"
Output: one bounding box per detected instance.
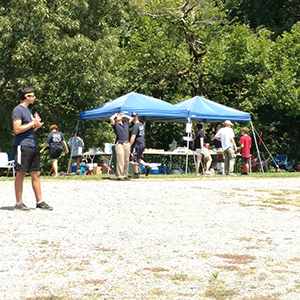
[224,0,300,38]
[252,23,300,161]
[0,0,126,154]
[202,24,274,113]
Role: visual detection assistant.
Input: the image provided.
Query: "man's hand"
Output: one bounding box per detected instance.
[34,121,44,129]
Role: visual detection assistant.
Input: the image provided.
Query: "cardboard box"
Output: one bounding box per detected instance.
[93,166,102,175]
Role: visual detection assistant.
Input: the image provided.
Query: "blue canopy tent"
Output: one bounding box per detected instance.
[174,96,251,122]
[78,91,188,122]
[174,96,262,173]
[72,92,188,174]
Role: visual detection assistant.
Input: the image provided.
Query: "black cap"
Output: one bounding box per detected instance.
[131,112,138,117]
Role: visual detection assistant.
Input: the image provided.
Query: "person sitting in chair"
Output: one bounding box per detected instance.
[256,153,271,172]
[195,122,212,176]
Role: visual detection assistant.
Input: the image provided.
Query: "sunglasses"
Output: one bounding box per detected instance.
[24,93,35,98]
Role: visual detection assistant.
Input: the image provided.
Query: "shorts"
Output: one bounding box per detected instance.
[196,148,210,158]
[130,147,144,164]
[241,157,251,165]
[13,146,41,173]
[49,148,63,159]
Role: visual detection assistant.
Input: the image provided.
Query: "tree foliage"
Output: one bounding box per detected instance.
[0,0,126,151]
[224,0,300,38]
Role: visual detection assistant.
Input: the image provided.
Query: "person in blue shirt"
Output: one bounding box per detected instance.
[12,86,53,211]
[40,124,69,176]
[68,133,85,171]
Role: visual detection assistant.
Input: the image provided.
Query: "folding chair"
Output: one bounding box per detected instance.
[285,160,295,171]
[0,152,15,177]
[250,155,257,172]
[272,155,294,171]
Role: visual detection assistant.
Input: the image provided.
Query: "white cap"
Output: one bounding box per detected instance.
[224,120,232,125]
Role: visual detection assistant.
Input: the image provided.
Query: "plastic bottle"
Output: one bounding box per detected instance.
[34,112,41,121]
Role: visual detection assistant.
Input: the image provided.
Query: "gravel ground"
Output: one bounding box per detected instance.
[1,177,300,300]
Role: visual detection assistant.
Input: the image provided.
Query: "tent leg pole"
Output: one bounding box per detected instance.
[185,119,192,175]
[252,126,277,172]
[185,133,189,175]
[250,122,264,173]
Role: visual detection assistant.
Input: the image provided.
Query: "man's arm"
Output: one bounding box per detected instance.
[231,137,237,151]
[13,116,41,135]
[130,135,136,146]
[110,113,118,126]
[200,137,204,151]
[123,114,133,123]
[63,140,69,153]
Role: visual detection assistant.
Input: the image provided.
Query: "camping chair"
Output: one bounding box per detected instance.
[272,155,295,171]
[0,152,15,177]
[285,160,295,171]
[272,155,287,170]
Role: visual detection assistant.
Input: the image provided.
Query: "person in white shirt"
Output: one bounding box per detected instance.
[215,120,237,175]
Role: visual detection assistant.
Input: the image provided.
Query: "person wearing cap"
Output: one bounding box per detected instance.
[215,120,237,175]
[129,112,151,179]
[40,124,69,176]
[12,86,53,211]
[110,113,133,181]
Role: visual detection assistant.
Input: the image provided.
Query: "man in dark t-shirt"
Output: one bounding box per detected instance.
[129,112,151,179]
[110,113,133,181]
[12,86,53,211]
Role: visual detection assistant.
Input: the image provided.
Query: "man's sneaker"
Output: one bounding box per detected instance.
[132,173,140,179]
[36,201,53,211]
[204,172,213,176]
[15,202,30,211]
[146,166,152,176]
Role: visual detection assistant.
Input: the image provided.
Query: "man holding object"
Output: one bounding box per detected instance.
[12,86,53,211]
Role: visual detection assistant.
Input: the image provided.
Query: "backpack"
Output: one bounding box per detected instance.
[188,138,196,151]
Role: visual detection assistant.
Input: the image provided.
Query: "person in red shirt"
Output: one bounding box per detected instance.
[239,127,252,175]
